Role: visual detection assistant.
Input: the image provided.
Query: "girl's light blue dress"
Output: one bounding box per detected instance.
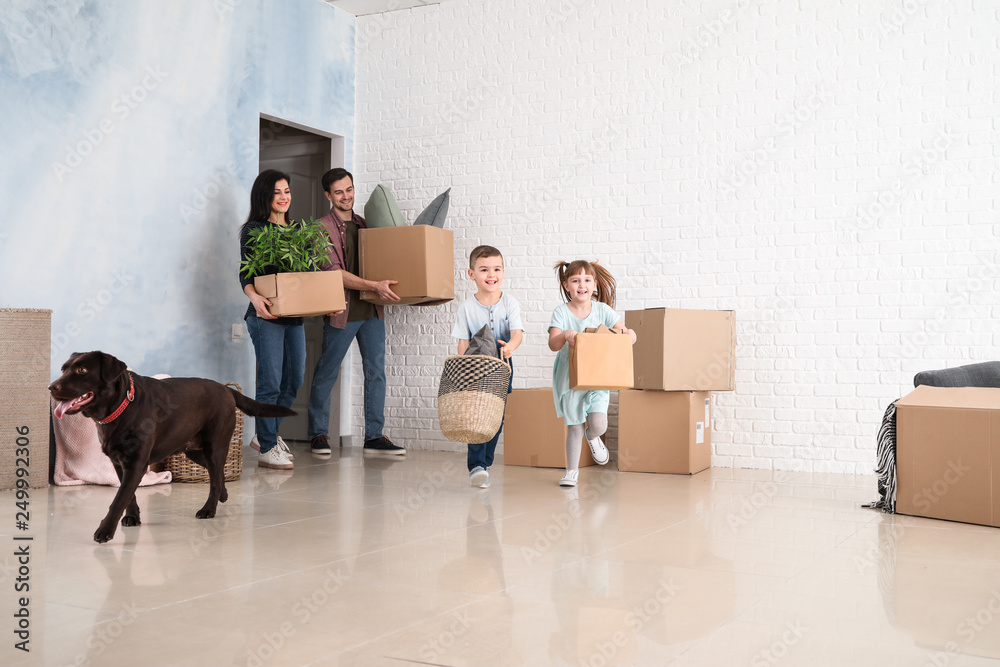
[549,301,622,425]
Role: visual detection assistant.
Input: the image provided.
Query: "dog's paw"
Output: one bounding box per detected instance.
[195,508,216,519]
[220,489,229,503]
[121,516,141,528]
[93,525,116,543]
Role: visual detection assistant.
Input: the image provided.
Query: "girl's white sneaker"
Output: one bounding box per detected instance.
[587,434,609,465]
[559,470,579,487]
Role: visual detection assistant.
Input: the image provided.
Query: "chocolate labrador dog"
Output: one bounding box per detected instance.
[49,351,296,543]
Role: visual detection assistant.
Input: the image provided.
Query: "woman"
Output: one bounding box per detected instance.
[239,169,303,470]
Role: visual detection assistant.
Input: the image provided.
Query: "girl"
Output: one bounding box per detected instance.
[239,169,304,470]
[547,260,636,487]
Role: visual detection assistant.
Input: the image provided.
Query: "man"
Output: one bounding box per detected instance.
[308,167,405,458]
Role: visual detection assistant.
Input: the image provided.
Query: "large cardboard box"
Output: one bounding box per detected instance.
[253,271,346,318]
[895,385,1000,527]
[568,327,634,390]
[359,225,454,306]
[503,388,596,468]
[625,308,735,391]
[618,390,712,474]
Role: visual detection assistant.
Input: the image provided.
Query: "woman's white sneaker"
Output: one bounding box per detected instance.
[258,445,293,470]
[251,435,294,461]
[559,470,579,487]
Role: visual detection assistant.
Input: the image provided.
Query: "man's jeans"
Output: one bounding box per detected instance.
[246,316,305,453]
[308,317,386,442]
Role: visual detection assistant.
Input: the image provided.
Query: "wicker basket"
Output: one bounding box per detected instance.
[162,382,243,482]
[0,309,51,490]
[438,355,511,444]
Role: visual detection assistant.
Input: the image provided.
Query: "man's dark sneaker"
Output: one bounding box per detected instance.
[363,436,406,458]
[310,434,332,455]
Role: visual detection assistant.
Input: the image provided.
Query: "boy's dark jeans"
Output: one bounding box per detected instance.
[468,352,513,472]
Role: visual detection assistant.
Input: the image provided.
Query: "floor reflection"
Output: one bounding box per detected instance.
[4,451,1000,666]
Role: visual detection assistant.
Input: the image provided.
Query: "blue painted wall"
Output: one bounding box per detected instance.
[0,0,354,391]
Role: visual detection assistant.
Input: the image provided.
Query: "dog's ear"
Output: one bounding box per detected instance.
[96,352,128,384]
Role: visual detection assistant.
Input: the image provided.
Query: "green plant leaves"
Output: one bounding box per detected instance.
[240,218,333,278]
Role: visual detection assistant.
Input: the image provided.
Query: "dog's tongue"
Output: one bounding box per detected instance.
[53,400,74,420]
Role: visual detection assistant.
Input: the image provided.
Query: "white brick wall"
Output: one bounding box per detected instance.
[349,0,1000,474]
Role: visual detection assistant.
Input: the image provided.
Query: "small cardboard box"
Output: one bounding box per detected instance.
[895,385,1000,527]
[359,225,454,306]
[625,308,735,391]
[618,389,712,474]
[253,271,346,318]
[503,388,596,468]
[568,326,634,391]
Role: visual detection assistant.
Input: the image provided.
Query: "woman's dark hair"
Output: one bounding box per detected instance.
[243,169,291,227]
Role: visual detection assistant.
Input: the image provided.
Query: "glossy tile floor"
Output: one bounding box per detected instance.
[3,445,1000,667]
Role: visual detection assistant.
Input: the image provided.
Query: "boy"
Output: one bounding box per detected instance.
[452,245,523,488]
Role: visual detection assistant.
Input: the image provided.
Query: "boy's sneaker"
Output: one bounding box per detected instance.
[470,467,489,488]
[258,445,293,470]
[251,435,294,461]
[363,436,406,458]
[559,470,579,487]
[587,433,609,465]
[310,434,332,455]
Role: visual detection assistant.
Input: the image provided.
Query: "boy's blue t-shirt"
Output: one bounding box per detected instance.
[452,292,523,344]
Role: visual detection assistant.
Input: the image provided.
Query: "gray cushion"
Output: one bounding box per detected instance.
[914,361,1000,388]
[414,188,451,228]
[364,184,406,228]
[465,324,499,358]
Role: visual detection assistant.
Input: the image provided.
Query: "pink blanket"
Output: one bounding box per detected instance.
[51,396,172,487]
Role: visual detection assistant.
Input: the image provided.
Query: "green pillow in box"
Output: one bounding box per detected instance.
[364,184,406,227]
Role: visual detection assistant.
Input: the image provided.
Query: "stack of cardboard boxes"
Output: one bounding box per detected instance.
[618,308,735,474]
[503,308,735,474]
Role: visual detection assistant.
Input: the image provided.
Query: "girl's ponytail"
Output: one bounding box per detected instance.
[553,260,617,309]
[590,261,617,309]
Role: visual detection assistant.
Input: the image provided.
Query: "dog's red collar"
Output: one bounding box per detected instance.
[97,373,135,425]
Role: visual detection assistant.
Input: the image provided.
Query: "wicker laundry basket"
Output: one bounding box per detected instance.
[0,309,52,490]
[162,382,244,482]
[438,355,511,444]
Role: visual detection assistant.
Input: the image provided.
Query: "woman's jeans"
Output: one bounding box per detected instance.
[246,316,305,453]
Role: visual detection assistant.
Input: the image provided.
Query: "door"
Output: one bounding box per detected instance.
[258,118,348,443]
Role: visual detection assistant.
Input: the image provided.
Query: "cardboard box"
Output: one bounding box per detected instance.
[568,326,634,391]
[618,390,712,474]
[895,385,1000,527]
[253,271,346,318]
[625,308,735,391]
[503,388,596,468]
[359,225,454,306]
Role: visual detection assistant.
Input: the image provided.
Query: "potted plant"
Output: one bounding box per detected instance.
[240,218,346,317]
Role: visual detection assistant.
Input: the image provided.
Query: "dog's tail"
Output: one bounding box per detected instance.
[229,388,297,417]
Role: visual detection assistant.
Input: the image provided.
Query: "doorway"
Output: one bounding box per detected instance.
[258,116,349,444]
